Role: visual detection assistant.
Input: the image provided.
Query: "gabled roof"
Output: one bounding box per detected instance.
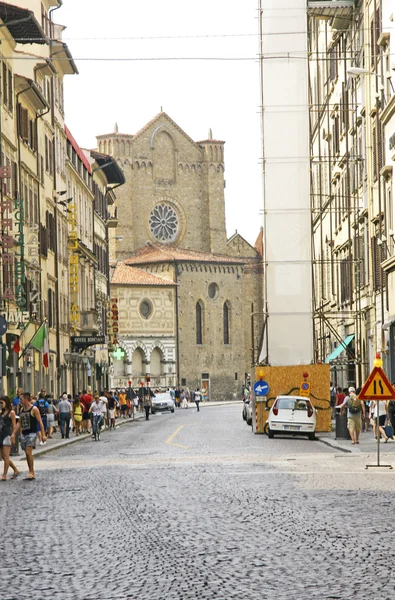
[0,2,48,44]
[132,112,201,150]
[111,262,174,286]
[123,243,247,266]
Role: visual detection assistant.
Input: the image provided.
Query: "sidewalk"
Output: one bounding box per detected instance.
[317,422,395,454]
[12,413,145,461]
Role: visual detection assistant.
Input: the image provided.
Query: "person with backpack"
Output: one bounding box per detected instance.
[340,387,365,444]
[35,393,49,446]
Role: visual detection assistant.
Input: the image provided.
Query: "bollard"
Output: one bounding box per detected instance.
[335,412,351,440]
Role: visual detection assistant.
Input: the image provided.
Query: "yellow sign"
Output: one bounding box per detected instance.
[359,366,395,400]
[299,381,310,397]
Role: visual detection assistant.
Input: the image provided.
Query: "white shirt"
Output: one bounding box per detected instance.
[91,400,105,415]
[99,396,108,414]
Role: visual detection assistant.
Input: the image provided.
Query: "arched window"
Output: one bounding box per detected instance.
[196,301,203,345]
[223,301,230,345]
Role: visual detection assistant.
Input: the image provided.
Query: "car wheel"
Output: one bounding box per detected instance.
[268,428,274,439]
[246,417,252,426]
[171,409,175,413]
[264,422,269,436]
[308,432,316,441]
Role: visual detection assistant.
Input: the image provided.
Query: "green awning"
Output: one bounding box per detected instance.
[325,334,354,364]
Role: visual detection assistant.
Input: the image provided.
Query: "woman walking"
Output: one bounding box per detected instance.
[46,398,56,438]
[73,397,83,435]
[0,395,21,480]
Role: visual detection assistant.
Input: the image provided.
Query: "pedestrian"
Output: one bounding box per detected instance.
[80,389,92,433]
[107,393,117,429]
[58,393,72,439]
[0,395,21,481]
[330,382,336,419]
[340,387,365,445]
[169,387,175,404]
[143,388,154,420]
[194,387,201,412]
[35,393,49,446]
[138,383,145,413]
[175,386,181,408]
[201,387,208,402]
[99,391,108,428]
[12,387,23,416]
[387,391,395,438]
[73,397,83,435]
[372,399,389,442]
[184,387,190,408]
[18,392,46,480]
[119,389,127,418]
[46,398,57,438]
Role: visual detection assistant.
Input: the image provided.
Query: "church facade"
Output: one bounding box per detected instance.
[97,113,263,400]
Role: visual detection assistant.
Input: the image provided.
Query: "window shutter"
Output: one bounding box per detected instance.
[2,62,7,106]
[8,68,12,112]
[21,108,29,141]
[12,161,17,200]
[372,126,377,180]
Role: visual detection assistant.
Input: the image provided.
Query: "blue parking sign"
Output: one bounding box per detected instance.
[254,380,269,396]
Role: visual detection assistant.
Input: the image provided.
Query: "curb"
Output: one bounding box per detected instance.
[18,415,145,461]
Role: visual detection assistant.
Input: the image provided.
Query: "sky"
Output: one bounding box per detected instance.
[58,0,262,245]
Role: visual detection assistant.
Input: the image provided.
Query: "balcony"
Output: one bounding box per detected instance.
[80,309,98,334]
[307,1,355,30]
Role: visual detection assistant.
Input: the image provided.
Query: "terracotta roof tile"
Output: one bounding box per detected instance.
[111,262,174,286]
[123,243,247,266]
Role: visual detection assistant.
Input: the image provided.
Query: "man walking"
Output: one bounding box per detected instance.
[18,392,46,480]
[58,393,72,439]
[340,387,365,445]
[194,387,201,412]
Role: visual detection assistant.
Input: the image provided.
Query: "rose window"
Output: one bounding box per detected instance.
[149,203,179,242]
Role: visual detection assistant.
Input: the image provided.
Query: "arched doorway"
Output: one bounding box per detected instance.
[132,348,146,382]
[150,347,164,388]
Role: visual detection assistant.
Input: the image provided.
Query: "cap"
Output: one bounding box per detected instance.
[62,393,68,399]
[348,387,356,393]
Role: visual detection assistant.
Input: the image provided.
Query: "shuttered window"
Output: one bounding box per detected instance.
[223,302,230,345]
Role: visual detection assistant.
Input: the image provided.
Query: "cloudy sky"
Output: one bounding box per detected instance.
[58,0,262,245]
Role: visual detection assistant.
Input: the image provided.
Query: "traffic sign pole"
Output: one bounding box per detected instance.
[364,354,393,470]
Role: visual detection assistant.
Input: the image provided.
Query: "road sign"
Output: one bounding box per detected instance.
[358,366,395,400]
[254,380,269,396]
[299,381,310,397]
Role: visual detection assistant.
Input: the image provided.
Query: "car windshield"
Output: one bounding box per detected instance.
[276,398,309,411]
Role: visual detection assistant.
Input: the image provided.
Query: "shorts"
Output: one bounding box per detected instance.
[379,414,386,427]
[108,409,115,419]
[121,404,127,412]
[0,435,11,447]
[20,433,37,450]
[347,416,362,433]
[47,414,55,426]
[82,411,90,420]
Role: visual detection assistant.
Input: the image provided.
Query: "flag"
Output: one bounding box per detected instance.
[29,322,49,368]
[12,338,21,354]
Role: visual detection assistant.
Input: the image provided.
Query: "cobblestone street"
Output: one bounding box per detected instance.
[2,404,395,600]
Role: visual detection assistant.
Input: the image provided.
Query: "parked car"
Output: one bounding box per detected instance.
[267,395,316,440]
[151,392,175,414]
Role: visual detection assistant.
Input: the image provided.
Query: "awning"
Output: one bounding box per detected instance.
[0,2,48,44]
[382,318,395,331]
[325,334,354,363]
[15,75,49,111]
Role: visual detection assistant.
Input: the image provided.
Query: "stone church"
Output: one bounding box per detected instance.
[97,112,263,400]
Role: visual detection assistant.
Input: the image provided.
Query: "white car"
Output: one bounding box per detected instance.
[267,395,316,440]
[151,392,175,414]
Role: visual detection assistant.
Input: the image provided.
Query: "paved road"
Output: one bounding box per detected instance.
[2,404,395,599]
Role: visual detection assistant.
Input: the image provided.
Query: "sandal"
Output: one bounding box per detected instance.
[23,476,35,481]
[10,471,21,480]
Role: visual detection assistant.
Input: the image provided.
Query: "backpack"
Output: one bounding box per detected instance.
[348,396,361,414]
[37,398,48,417]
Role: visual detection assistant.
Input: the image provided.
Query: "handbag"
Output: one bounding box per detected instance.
[384,422,394,439]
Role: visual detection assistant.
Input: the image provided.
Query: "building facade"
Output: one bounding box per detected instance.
[99,113,264,400]
[307,0,395,385]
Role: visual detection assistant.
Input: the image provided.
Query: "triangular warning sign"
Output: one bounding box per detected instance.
[358,366,395,400]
